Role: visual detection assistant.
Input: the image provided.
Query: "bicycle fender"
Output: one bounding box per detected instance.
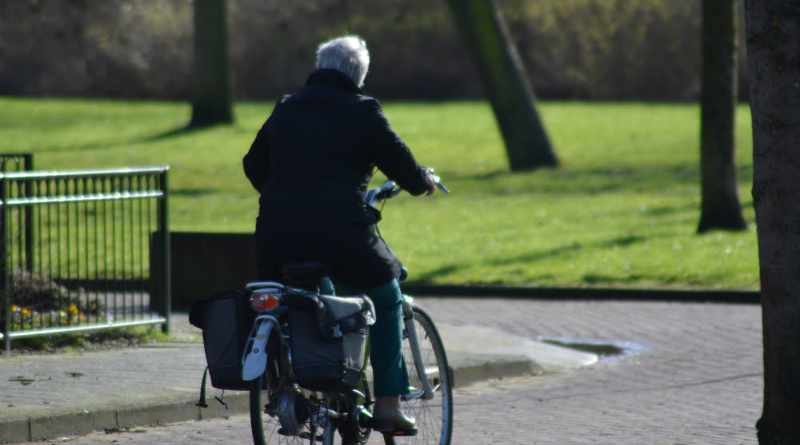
[242,318,275,381]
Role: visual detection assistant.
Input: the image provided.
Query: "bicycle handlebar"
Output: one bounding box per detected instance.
[365,168,448,207]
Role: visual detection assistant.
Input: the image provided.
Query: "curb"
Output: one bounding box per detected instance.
[403,284,760,304]
[0,356,536,444]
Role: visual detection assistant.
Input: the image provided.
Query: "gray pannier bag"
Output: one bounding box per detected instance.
[287,293,376,392]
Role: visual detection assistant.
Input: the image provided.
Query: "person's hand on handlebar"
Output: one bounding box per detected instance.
[422,167,438,195]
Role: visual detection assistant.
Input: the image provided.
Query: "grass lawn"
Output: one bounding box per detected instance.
[0,97,758,289]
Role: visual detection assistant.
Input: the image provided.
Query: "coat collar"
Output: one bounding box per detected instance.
[305,69,361,94]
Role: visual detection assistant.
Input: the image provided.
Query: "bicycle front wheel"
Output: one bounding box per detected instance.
[399,305,453,445]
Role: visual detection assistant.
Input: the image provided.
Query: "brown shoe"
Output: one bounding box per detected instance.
[372,396,417,435]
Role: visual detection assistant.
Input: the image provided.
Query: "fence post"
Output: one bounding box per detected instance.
[157,169,171,334]
[23,154,33,273]
[1,175,10,354]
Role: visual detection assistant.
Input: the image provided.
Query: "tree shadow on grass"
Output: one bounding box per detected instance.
[438,163,753,197]
[410,234,652,283]
[581,273,646,285]
[580,270,731,287]
[137,125,198,143]
[34,124,227,153]
[640,203,698,217]
[438,169,509,181]
[487,235,647,268]
[410,264,462,283]
[172,187,216,197]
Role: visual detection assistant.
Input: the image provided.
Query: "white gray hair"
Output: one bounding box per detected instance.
[315,36,370,88]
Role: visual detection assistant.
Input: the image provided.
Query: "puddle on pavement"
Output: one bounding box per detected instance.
[538,337,646,363]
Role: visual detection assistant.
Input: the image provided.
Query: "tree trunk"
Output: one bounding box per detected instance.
[190,0,233,127]
[698,0,747,233]
[745,1,800,443]
[446,0,557,171]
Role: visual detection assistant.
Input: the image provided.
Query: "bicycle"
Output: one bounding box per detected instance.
[241,177,453,445]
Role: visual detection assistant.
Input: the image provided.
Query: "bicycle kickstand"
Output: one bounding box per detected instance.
[382,433,397,445]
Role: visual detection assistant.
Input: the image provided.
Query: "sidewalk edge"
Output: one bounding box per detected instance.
[403,284,759,304]
[0,356,537,444]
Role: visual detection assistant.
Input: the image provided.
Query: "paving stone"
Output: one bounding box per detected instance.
[8,299,763,444]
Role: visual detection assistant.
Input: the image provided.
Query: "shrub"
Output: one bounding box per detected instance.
[0,0,747,100]
[2,270,104,331]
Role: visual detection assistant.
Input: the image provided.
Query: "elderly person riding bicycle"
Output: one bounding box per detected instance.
[243,35,437,435]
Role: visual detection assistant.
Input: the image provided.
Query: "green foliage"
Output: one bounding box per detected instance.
[0,97,757,289]
[0,0,745,100]
[503,0,708,99]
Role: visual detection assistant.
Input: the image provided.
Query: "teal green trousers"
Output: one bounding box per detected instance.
[320,277,410,397]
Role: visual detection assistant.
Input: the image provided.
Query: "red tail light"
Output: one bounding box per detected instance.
[250,293,281,312]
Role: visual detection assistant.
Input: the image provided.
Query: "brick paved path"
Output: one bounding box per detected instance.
[20,299,762,445]
[432,299,762,445]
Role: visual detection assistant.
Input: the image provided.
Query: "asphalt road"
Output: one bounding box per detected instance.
[20,298,762,445]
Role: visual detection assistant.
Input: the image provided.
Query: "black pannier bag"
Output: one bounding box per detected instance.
[189,290,255,390]
[287,293,376,392]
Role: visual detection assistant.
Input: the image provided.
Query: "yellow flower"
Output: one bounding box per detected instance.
[67,304,79,316]
[10,304,19,313]
[20,307,32,317]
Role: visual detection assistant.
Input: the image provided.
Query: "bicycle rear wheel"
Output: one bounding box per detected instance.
[398,305,453,445]
[250,375,316,445]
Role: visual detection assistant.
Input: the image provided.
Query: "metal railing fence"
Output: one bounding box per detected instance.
[0,166,171,353]
[0,153,33,173]
[0,153,34,273]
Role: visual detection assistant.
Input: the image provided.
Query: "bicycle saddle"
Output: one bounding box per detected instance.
[281,261,327,289]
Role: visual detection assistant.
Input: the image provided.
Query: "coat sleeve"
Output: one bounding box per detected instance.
[243,100,284,191]
[243,121,270,191]
[363,99,430,196]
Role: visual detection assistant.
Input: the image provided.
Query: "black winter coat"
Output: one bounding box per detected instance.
[243,69,430,289]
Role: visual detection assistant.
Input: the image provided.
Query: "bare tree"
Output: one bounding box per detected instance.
[745,1,800,443]
[190,0,233,127]
[446,0,557,171]
[698,0,747,233]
